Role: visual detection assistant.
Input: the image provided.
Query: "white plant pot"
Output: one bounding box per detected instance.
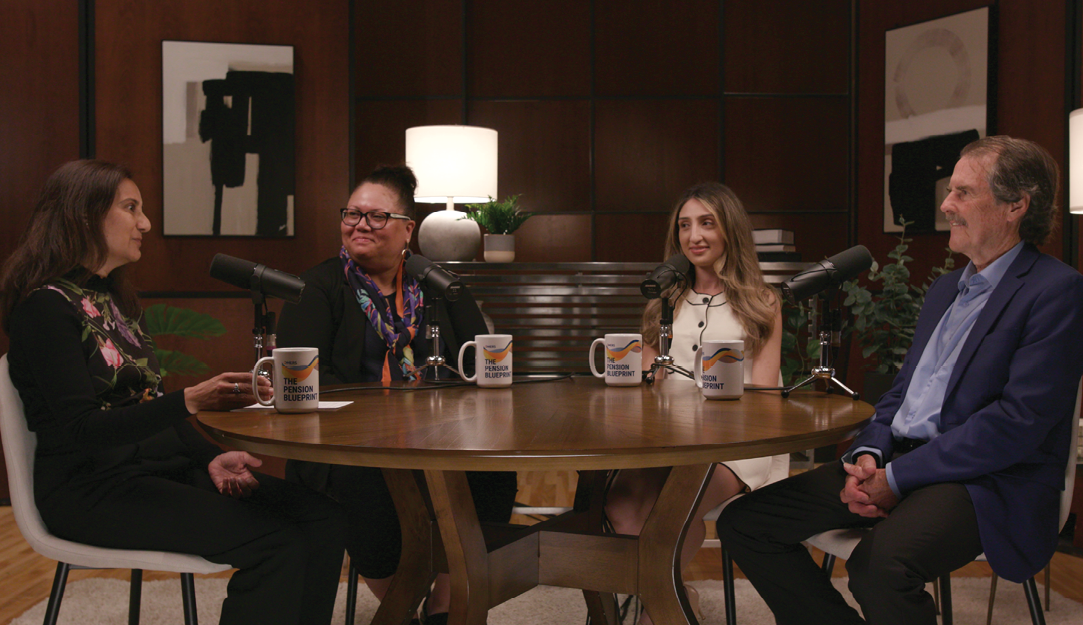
[483,234,515,262]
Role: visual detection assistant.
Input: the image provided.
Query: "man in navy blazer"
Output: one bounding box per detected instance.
[717,136,1083,625]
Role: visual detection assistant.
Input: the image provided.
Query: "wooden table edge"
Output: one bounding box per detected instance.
[200,422,869,471]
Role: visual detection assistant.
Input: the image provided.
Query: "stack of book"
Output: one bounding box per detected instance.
[754,229,800,262]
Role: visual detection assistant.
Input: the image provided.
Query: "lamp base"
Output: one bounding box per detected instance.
[418,209,481,261]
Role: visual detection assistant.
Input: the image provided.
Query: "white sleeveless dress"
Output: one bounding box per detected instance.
[670,289,790,491]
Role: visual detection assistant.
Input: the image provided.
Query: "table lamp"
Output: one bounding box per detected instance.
[1070,108,1083,215]
[406,125,498,261]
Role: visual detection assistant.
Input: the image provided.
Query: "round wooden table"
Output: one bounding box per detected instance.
[198,376,873,625]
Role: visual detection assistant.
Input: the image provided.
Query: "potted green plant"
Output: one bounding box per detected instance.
[841,222,955,403]
[463,195,533,262]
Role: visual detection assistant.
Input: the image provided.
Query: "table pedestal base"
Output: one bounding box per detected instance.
[372,464,715,625]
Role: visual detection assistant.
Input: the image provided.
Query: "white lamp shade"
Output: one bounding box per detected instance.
[406,125,498,203]
[1070,108,1083,214]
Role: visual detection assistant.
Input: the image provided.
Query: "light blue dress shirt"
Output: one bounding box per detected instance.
[856,241,1024,497]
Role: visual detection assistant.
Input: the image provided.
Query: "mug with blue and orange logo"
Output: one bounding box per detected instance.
[252,347,320,412]
[589,333,643,386]
[694,339,744,399]
[458,334,513,387]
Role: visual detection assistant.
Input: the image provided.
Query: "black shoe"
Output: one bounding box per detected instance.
[421,597,449,625]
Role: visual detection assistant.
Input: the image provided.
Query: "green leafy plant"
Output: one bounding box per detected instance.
[462,195,533,235]
[780,298,824,385]
[841,222,955,375]
[143,304,227,377]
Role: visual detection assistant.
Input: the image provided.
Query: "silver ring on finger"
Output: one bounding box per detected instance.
[232,382,241,394]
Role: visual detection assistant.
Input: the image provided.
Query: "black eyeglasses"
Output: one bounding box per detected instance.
[340,208,411,230]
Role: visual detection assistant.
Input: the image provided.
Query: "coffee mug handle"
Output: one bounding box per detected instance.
[589,338,607,378]
[252,356,275,406]
[458,342,478,382]
[693,347,704,388]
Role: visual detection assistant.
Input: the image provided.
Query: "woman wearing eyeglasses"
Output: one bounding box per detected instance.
[277,165,517,625]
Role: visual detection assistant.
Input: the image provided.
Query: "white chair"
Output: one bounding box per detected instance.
[807,378,1083,625]
[0,354,231,625]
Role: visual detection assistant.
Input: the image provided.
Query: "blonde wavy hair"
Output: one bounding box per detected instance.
[641,182,777,356]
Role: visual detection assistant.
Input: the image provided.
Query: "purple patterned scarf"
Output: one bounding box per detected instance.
[340,247,425,381]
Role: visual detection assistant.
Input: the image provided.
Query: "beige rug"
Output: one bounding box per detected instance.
[12,576,1083,624]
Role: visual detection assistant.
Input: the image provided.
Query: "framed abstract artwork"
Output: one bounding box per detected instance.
[162,41,295,236]
[883,6,996,233]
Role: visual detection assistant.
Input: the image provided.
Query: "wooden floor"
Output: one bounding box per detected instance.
[2,469,1082,623]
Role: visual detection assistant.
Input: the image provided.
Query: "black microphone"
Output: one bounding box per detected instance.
[641,253,691,299]
[780,245,873,304]
[404,254,463,302]
[209,254,306,303]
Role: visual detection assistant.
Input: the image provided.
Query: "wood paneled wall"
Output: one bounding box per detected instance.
[852,0,1078,386]
[856,0,1072,281]
[353,0,855,264]
[93,0,351,291]
[88,0,350,397]
[0,0,83,358]
[0,0,83,500]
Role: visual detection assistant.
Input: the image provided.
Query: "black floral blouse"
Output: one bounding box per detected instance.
[8,272,221,506]
[41,276,163,408]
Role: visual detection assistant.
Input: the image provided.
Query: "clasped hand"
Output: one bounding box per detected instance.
[840,454,898,518]
[208,451,262,498]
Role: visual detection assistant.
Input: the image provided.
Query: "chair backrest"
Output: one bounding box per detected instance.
[1059,377,1082,531]
[0,353,232,573]
[0,354,53,550]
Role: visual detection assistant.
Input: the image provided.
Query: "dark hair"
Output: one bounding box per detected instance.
[1,159,140,334]
[358,164,418,220]
[960,135,1061,246]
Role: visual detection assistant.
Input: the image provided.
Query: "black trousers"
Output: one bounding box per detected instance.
[716,462,983,625]
[38,467,347,625]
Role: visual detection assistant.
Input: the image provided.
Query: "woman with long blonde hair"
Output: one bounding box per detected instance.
[606,182,786,622]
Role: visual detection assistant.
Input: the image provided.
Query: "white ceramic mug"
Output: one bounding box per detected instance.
[589,333,643,386]
[458,334,513,387]
[252,347,320,412]
[694,339,744,399]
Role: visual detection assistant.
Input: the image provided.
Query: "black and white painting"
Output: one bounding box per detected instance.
[162,41,295,236]
[883,7,994,233]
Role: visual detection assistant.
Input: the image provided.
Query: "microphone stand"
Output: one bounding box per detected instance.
[645,296,693,383]
[781,288,859,400]
[249,284,275,364]
[249,286,277,383]
[416,293,459,381]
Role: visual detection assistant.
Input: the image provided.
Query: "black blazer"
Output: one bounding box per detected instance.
[277,257,489,384]
[277,257,491,490]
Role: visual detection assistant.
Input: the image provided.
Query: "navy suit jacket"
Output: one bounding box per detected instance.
[848,243,1083,582]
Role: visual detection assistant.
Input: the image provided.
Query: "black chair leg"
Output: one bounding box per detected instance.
[939,576,953,625]
[128,569,142,625]
[1044,562,1051,611]
[42,562,70,625]
[722,548,736,625]
[346,561,359,625]
[986,573,998,625]
[1023,577,1048,625]
[181,572,199,625]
